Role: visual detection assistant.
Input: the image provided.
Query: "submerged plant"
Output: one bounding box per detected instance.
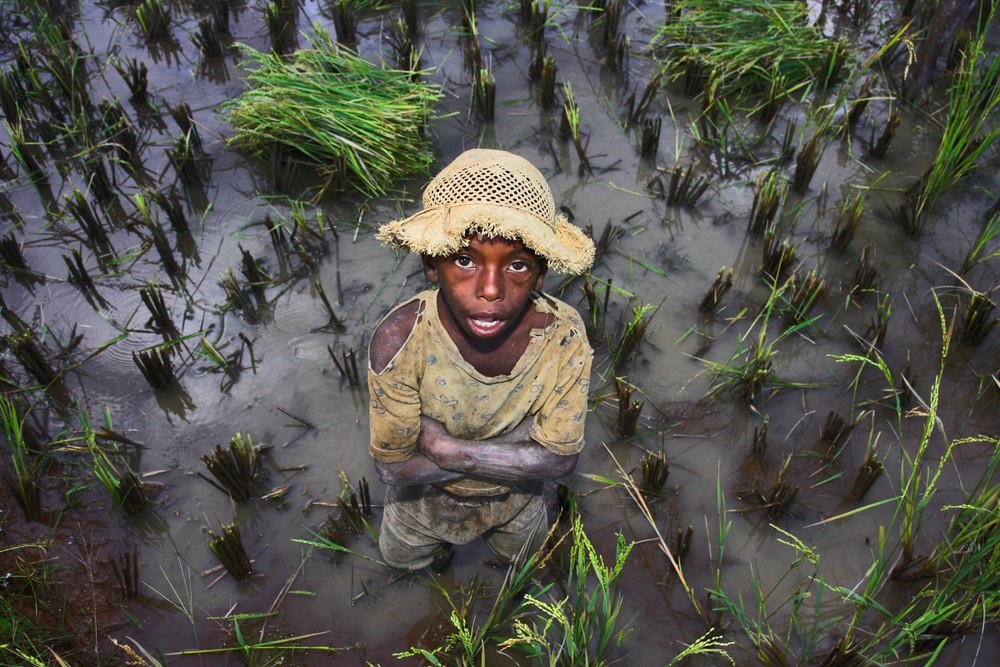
[199,432,264,502]
[224,26,441,197]
[208,521,253,581]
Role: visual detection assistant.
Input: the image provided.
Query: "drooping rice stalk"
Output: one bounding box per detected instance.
[199,432,263,502]
[224,27,441,197]
[208,522,253,581]
[699,267,733,314]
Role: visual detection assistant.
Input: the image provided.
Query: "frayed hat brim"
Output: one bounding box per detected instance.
[377,202,595,275]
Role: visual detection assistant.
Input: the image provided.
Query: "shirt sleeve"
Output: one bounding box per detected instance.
[529,313,592,456]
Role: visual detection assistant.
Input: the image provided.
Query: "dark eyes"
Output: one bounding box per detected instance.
[452,256,532,273]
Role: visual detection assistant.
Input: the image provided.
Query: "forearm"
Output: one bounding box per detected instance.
[374,452,464,486]
[420,416,578,481]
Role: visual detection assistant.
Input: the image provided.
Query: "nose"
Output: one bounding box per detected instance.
[477,265,503,301]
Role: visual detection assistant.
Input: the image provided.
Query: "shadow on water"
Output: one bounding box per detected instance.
[1,0,999,664]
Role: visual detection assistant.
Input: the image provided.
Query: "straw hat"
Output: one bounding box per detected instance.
[377,149,595,275]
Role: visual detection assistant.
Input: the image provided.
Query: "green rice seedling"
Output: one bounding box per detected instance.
[747,167,787,234]
[221,267,262,322]
[152,189,189,235]
[193,17,226,59]
[462,10,482,73]
[831,193,864,250]
[623,76,660,126]
[81,406,148,515]
[327,345,361,386]
[167,133,204,186]
[224,27,441,197]
[8,330,58,388]
[639,449,668,495]
[63,248,107,307]
[196,337,239,391]
[652,0,843,101]
[863,293,891,351]
[699,267,733,313]
[109,546,141,599]
[580,275,611,340]
[761,229,796,282]
[614,376,642,436]
[560,83,591,174]
[388,14,419,74]
[132,345,176,389]
[639,117,661,158]
[657,160,713,207]
[98,98,140,168]
[331,0,357,51]
[820,411,855,449]
[6,121,47,186]
[112,55,149,104]
[473,67,496,121]
[758,66,788,125]
[849,448,883,502]
[749,416,768,458]
[608,301,658,369]
[498,514,634,666]
[1,395,44,519]
[207,521,253,581]
[783,268,826,325]
[0,233,29,273]
[313,278,345,331]
[135,0,172,41]
[851,242,878,294]
[958,289,997,345]
[139,281,180,341]
[704,283,815,403]
[265,0,297,55]
[905,3,1000,226]
[538,53,557,109]
[959,206,1000,276]
[844,76,876,130]
[867,105,899,158]
[791,132,822,194]
[199,432,263,502]
[761,453,798,519]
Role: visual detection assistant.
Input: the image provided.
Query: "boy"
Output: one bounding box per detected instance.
[367,149,596,572]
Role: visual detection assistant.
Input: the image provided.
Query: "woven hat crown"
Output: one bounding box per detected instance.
[422,150,556,229]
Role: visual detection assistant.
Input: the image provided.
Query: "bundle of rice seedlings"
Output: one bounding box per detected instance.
[652,0,846,100]
[223,25,441,197]
[208,522,253,581]
[199,432,263,502]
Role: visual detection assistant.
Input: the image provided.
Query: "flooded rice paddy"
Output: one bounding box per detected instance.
[1,0,999,664]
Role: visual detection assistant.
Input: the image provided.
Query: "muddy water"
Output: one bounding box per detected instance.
[2,0,999,664]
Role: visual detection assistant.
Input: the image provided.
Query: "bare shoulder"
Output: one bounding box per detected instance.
[369,299,424,373]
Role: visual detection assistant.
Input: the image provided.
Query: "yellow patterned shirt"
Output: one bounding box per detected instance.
[368,289,592,496]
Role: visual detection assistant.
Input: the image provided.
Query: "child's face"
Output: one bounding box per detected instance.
[423,234,546,344]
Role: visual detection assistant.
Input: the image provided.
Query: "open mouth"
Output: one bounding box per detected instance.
[469,316,505,336]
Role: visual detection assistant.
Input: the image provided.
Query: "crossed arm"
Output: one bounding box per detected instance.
[374,415,579,486]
